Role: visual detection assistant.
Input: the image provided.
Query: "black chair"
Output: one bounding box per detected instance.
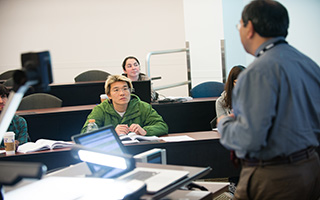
[190,81,225,98]
[3,78,14,87]
[0,69,16,80]
[18,93,63,110]
[74,70,110,82]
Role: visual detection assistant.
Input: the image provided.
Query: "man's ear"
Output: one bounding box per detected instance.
[246,20,255,39]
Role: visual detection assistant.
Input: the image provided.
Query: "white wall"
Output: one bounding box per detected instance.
[221,0,248,78]
[183,0,224,86]
[223,0,320,76]
[1,0,319,97]
[0,0,188,97]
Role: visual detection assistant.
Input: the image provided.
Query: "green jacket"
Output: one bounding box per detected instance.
[81,94,168,136]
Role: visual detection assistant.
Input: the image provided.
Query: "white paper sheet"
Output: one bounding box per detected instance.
[161,135,195,142]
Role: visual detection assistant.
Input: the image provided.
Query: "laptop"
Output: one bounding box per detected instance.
[71,125,189,194]
[131,80,152,103]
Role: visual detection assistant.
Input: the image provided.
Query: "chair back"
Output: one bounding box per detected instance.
[0,70,16,80]
[190,81,225,98]
[3,78,14,87]
[74,70,110,82]
[18,93,63,110]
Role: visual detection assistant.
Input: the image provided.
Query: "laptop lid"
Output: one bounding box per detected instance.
[72,125,189,193]
[131,80,151,103]
[72,125,131,178]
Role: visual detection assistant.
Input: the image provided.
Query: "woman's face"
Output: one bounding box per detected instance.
[0,94,8,112]
[123,58,140,80]
[107,81,131,106]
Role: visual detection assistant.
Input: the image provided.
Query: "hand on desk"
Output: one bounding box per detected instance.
[216,113,235,125]
[115,124,146,136]
[115,124,130,135]
[129,124,146,136]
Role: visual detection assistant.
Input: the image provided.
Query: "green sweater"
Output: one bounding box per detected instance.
[81,94,168,136]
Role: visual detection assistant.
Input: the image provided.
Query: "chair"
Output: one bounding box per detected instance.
[74,70,110,82]
[0,69,16,80]
[18,93,63,110]
[3,78,14,87]
[190,81,225,98]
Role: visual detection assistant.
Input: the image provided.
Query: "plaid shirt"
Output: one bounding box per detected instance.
[1,115,28,148]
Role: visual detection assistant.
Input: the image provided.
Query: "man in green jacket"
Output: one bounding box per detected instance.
[81,75,168,136]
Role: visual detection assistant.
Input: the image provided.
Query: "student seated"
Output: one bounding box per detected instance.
[0,84,29,148]
[215,65,246,118]
[121,56,158,101]
[81,75,168,136]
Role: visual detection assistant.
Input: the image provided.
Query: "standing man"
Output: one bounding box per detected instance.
[217,1,320,200]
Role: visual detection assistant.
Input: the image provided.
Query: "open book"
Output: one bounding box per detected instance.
[17,139,74,153]
[119,132,161,144]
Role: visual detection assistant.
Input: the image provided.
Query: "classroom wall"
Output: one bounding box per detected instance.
[183,0,224,86]
[0,0,188,97]
[0,0,319,97]
[223,0,320,76]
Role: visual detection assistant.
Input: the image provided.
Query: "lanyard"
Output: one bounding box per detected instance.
[257,40,288,57]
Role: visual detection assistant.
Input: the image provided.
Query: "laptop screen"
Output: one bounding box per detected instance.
[72,125,131,178]
[131,80,151,103]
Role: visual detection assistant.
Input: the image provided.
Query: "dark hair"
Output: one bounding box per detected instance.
[242,0,289,38]
[122,56,140,71]
[0,84,9,97]
[223,65,245,110]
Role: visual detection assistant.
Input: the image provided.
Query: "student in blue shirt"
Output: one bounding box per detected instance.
[0,84,29,148]
[217,1,320,199]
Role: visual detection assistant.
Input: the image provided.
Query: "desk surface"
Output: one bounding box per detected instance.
[0,147,79,172]
[16,104,96,116]
[0,130,239,179]
[16,97,217,115]
[125,130,240,179]
[4,161,211,200]
[137,163,212,199]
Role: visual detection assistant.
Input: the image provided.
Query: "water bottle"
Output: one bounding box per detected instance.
[86,119,99,132]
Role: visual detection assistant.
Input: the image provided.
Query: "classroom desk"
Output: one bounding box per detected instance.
[24,81,105,106]
[0,148,79,172]
[3,162,212,200]
[125,130,240,179]
[44,162,213,200]
[16,105,94,141]
[152,97,217,133]
[137,163,212,199]
[16,97,217,141]
[0,131,240,179]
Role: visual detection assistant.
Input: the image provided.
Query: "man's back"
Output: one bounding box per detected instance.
[227,37,320,159]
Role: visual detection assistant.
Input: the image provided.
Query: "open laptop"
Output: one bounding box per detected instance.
[131,80,152,103]
[71,125,189,194]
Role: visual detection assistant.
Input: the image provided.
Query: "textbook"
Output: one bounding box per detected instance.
[119,132,161,144]
[17,139,74,153]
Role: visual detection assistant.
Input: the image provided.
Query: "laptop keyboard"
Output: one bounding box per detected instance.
[122,171,159,181]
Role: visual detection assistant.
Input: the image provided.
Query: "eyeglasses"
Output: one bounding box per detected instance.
[236,23,241,31]
[111,87,131,94]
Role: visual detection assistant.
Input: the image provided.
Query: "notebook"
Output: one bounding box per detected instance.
[71,125,189,194]
[131,80,152,103]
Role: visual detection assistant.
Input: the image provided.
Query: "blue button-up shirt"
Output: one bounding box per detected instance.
[218,37,320,160]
